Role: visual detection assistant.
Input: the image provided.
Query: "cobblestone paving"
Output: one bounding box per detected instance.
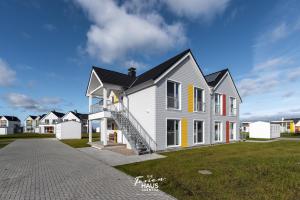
[0,139,175,200]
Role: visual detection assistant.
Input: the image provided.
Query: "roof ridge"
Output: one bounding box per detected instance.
[93,66,130,77]
[205,68,228,77]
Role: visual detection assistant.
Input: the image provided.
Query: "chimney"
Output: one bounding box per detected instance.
[128,67,136,78]
[74,109,78,113]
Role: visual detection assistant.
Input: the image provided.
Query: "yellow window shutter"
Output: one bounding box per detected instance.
[188,84,194,112]
[181,118,188,147]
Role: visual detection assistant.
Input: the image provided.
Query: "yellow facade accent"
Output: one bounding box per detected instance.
[290,122,295,133]
[181,118,188,147]
[188,84,194,112]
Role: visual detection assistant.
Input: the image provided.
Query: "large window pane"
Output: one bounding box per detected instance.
[167,81,180,109]
[194,121,204,143]
[214,122,222,142]
[194,88,205,112]
[167,119,180,146]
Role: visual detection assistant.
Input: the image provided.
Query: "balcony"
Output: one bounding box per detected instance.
[39,120,62,125]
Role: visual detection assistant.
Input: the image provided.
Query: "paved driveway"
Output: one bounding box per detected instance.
[0,139,174,200]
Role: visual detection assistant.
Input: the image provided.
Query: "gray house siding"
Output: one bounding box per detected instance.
[155,56,211,151]
[212,73,241,143]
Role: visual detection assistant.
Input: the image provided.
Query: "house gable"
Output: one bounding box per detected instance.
[62,112,81,122]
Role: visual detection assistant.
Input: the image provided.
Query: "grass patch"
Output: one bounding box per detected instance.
[0,133,55,139]
[116,141,300,200]
[61,133,99,148]
[0,139,15,149]
[247,138,273,141]
[281,132,300,138]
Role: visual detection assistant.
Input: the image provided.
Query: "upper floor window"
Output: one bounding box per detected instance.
[167,81,180,109]
[215,93,222,115]
[0,120,7,127]
[45,119,50,124]
[26,120,32,126]
[194,87,205,112]
[229,97,237,116]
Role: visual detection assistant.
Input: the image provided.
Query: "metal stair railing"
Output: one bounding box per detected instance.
[109,102,157,153]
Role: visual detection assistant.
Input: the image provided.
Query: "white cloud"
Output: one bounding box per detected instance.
[4,93,63,112]
[74,0,185,63]
[0,58,16,87]
[270,22,288,42]
[164,0,231,20]
[124,60,146,70]
[253,57,291,71]
[43,23,57,31]
[287,67,300,81]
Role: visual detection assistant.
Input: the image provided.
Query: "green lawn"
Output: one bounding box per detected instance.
[281,132,300,138]
[247,138,273,141]
[0,139,15,149]
[61,133,100,148]
[116,141,300,200]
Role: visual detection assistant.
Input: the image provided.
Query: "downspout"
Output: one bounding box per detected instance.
[210,88,214,145]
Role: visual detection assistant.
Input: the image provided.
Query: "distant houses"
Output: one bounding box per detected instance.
[0,116,21,135]
[1,110,89,137]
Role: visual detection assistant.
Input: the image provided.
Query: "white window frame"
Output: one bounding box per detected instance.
[166,79,181,110]
[229,122,236,141]
[229,96,237,116]
[193,120,205,145]
[166,118,181,148]
[214,93,223,115]
[214,121,223,142]
[193,87,205,112]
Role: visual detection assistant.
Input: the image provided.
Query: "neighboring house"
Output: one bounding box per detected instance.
[86,49,242,154]
[24,115,39,133]
[272,118,300,133]
[241,122,251,133]
[62,111,88,133]
[249,121,280,139]
[0,116,21,135]
[39,111,64,134]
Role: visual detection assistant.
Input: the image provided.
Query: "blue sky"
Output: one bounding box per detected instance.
[0,0,300,122]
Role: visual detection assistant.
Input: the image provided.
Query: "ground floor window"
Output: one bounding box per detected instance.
[194,120,204,144]
[167,119,180,146]
[214,122,222,142]
[230,122,236,140]
[45,126,54,133]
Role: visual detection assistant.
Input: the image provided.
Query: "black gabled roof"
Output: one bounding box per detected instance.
[29,115,38,120]
[205,68,228,87]
[69,111,88,120]
[92,49,191,89]
[131,49,191,87]
[39,114,46,119]
[3,116,20,122]
[52,111,65,118]
[92,67,136,88]
[285,118,300,123]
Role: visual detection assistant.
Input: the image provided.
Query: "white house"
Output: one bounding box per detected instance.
[0,116,21,135]
[241,122,251,133]
[249,121,280,139]
[86,49,242,154]
[62,111,88,133]
[24,115,40,133]
[39,111,64,134]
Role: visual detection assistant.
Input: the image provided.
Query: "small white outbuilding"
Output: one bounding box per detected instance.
[249,121,281,139]
[55,121,81,140]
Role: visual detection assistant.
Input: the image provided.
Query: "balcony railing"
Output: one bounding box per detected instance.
[39,120,62,125]
[167,96,179,109]
[89,100,112,114]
